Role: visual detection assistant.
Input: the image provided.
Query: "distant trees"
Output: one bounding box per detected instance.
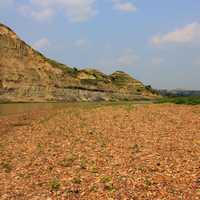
[145,85,159,95]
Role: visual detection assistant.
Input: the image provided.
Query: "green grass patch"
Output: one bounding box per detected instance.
[156,97,200,105]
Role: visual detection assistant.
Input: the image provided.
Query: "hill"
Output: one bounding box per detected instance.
[158,89,200,97]
[0,23,157,102]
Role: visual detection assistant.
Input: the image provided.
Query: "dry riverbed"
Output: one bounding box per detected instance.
[0,103,200,200]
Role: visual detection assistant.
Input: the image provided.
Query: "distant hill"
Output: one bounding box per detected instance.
[0,23,158,102]
[158,89,200,97]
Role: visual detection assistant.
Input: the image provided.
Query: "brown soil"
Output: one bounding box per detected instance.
[0,103,200,200]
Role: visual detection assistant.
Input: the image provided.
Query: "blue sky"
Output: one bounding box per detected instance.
[1,0,200,89]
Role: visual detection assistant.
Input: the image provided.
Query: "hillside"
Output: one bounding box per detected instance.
[0,23,157,102]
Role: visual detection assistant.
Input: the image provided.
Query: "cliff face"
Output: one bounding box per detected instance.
[0,23,157,102]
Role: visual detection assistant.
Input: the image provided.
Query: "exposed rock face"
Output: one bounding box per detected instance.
[0,23,157,102]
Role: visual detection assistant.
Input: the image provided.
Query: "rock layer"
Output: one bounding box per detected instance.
[0,23,157,102]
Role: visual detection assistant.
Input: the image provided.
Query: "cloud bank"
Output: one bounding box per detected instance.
[18,0,98,23]
[2,0,137,22]
[152,22,200,45]
[113,0,136,12]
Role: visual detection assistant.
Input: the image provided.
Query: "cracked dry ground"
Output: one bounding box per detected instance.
[0,103,200,200]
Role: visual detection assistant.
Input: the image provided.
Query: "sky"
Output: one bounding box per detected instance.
[0,0,200,90]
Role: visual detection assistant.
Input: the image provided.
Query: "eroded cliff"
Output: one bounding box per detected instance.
[0,23,157,102]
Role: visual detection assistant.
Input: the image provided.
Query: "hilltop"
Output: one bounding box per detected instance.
[0,23,158,102]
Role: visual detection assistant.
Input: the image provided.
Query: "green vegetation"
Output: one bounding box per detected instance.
[90,185,98,192]
[37,143,43,154]
[67,100,150,110]
[79,158,87,169]
[46,58,78,76]
[144,178,152,188]
[50,178,61,191]
[110,71,131,86]
[100,176,115,191]
[79,69,111,85]
[59,154,77,167]
[80,79,98,86]
[156,97,200,105]
[1,162,12,173]
[145,85,160,95]
[34,48,80,77]
[72,176,82,184]
[91,165,98,174]
[131,144,140,154]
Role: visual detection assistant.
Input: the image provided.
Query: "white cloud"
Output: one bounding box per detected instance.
[151,57,164,65]
[75,39,89,47]
[33,38,50,50]
[63,0,97,22]
[194,58,200,66]
[18,5,54,21]
[17,5,31,16]
[31,8,55,21]
[113,0,136,12]
[151,22,200,45]
[0,0,14,8]
[116,49,139,67]
[18,0,97,23]
[31,0,54,7]
[96,49,139,70]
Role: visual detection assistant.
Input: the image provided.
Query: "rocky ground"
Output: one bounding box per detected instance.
[0,103,200,200]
